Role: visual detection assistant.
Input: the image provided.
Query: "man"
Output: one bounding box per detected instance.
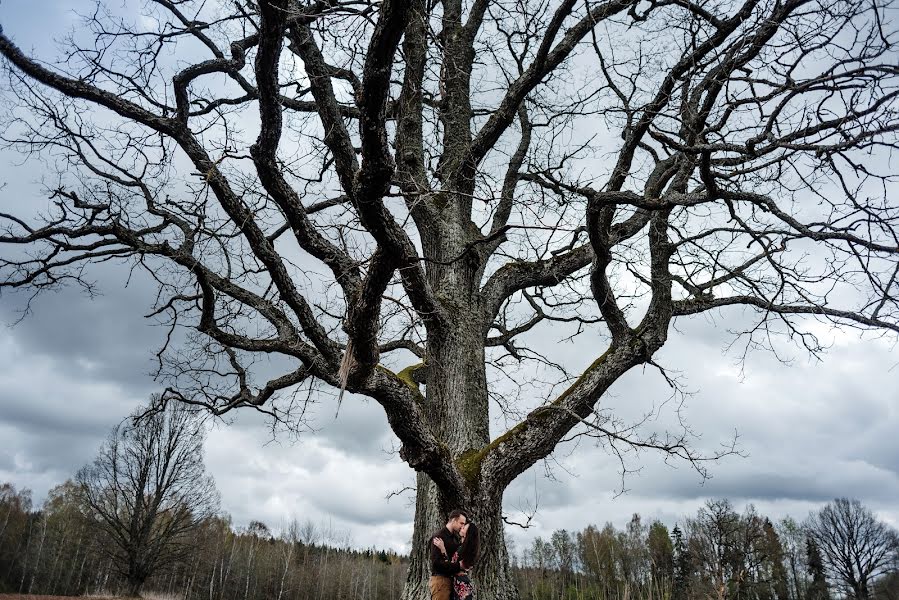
[429,509,467,600]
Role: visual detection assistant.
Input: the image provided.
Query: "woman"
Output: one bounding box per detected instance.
[434,521,480,600]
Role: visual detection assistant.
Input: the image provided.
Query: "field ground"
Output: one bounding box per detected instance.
[0,595,133,599]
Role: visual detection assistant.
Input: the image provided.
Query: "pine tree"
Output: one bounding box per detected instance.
[763,519,790,600]
[805,538,830,600]
[672,525,692,600]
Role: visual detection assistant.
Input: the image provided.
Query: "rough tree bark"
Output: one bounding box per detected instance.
[0,0,897,598]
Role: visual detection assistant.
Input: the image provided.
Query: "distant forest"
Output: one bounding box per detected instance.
[2,481,897,600]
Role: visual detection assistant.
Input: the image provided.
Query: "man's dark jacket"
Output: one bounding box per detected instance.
[430,526,461,577]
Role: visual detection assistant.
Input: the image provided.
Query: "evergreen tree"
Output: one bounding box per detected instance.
[672,525,692,600]
[763,519,791,600]
[805,538,830,600]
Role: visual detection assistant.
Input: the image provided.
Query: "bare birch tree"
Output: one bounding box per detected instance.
[1,0,897,597]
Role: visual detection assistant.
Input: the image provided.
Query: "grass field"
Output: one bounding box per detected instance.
[0,590,185,600]
[0,596,122,599]
[0,596,114,599]
[0,596,126,599]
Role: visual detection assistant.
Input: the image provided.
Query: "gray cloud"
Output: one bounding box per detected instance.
[0,330,145,498]
[1,273,164,394]
[307,394,399,458]
[202,420,416,549]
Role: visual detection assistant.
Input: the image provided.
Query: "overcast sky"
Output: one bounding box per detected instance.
[1,0,898,557]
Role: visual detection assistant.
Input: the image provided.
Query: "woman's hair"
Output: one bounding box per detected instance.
[457,522,480,567]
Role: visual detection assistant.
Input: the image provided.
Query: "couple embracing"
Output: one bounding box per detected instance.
[429,509,480,600]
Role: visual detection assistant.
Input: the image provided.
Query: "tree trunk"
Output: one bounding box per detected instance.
[277,541,292,600]
[126,556,148,598]
[467,497,518,600]
[126,574,146,598]
[402,474,447,600]
[403,477,519,600]
[48,524,68,594]
[28,515,47,593]
[856,579,870,600]
[402,230,519,600]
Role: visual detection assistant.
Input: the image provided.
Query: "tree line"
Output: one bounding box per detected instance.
[512,499,898,600]
[0,480,407,599]
[2,481,897,600]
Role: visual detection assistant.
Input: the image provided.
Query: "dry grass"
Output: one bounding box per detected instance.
[137,593,182,600]
[0,594,174,600]
[0,596,123,600]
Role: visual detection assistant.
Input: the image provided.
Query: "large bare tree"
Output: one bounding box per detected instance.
[76,400,219,597]
[806,498,899,600]
[0,0,897,597]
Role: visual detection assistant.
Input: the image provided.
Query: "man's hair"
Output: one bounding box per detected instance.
[448,509,467,522]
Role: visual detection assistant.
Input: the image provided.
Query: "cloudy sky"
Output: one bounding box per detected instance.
[1,0,898,557]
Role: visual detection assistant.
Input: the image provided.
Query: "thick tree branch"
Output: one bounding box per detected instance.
[252,3,364,316]
[673,296,899,335]
[342,0,448,383]
[481,242,593,328]
[394,0,438,236]
[286,22,360,196]
[0,28,177,133]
